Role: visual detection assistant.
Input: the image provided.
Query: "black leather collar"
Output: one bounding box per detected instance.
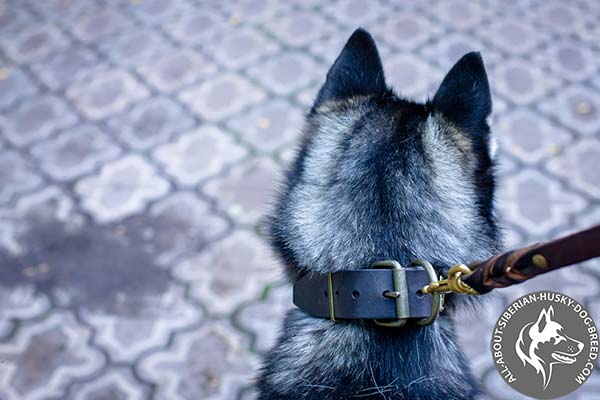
[293,262,439,325]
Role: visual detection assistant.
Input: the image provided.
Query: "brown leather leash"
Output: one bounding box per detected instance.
[423,224,600,296]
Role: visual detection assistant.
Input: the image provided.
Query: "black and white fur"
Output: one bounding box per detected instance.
[258,28,502,400]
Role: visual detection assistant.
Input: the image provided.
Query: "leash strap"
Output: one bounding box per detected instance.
[293,267,433,321]
[461,224,600,294]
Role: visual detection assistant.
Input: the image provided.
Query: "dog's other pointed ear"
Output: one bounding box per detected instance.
[433,52,492,135]
[313,28,387,109]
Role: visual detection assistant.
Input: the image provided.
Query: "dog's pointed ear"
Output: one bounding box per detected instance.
[313,28,387,109]
[433,52,492,135]
[535,307,551,333]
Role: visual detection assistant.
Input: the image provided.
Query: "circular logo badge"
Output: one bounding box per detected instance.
[491,291,598,399]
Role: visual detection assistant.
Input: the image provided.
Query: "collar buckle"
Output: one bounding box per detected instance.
[372,259,444,327]
[371,260,410,328]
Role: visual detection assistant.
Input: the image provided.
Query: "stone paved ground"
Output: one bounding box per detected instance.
[0,0,599,399]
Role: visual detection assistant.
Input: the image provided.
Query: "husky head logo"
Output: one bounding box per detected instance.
[515,306,584,389]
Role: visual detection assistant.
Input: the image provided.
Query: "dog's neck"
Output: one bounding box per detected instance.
[262,199,495,399]
[261,192,496,399]
[258,307,481,399]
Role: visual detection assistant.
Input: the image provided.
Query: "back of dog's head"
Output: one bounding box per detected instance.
[269,29,502,278]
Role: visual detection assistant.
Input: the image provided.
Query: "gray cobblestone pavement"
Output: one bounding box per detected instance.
[0,1,599,399]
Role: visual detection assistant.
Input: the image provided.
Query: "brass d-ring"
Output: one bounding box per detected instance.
[410,259,444,326]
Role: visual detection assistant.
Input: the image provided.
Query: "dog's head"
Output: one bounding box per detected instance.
[516,306,584,388]
[269,28,501,278]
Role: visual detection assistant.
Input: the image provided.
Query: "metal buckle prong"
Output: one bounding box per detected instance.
[372,260,410,328]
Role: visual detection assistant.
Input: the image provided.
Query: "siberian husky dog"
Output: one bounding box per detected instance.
[258,28,501,400]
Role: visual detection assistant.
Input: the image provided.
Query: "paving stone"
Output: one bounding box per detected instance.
[26,0,98,22]
[0,312,104,400]
[0,3,35,37]
[161,9,223,45]
[76,155,170,223]
[175,230,281,315]
[0,94,78,147]
[30,46,101,91]
[419,33,491,72]
[0,285,51,326]
[491,60,561,105]
[31,124,122,182]
[307,26,357,63]
[107,96,196,151]
[222,0,291,24]
[0,185,83,255]
[203,157,282,226]
[0,67,39,110]
[322,0,391,28]
[127,0,195,27]
[138,48,217,93]
[532,39,598,82]
[138,320,258,400]
[179,73,266,122]
[246,51,324,96]
[68,6,129,43]
[67,368,151,400]
[153,125,248,186]
[538,84,600,135]
[96,27,172,69]
[67,69,150,121]
[204,26,280,70]
[123,191,230,266]
[1,201,185,314]
[0,1,599,399]
[384,53,443,102]
[479,17,548,56]
[546,137,600,198]
[81,285,202,363]
[0,150,42,204]
[234,284,292,354]
[532,1,586,36]
[574,12,600,46]
[2,23,70,63]
[426,0,489,29]
[265,11,334,47]
[225,100,304,152]
[0,319,12,340]
[495,109,573,164]
[478,0,538,16]
[496,168,588,237]
[372,10,443,52]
